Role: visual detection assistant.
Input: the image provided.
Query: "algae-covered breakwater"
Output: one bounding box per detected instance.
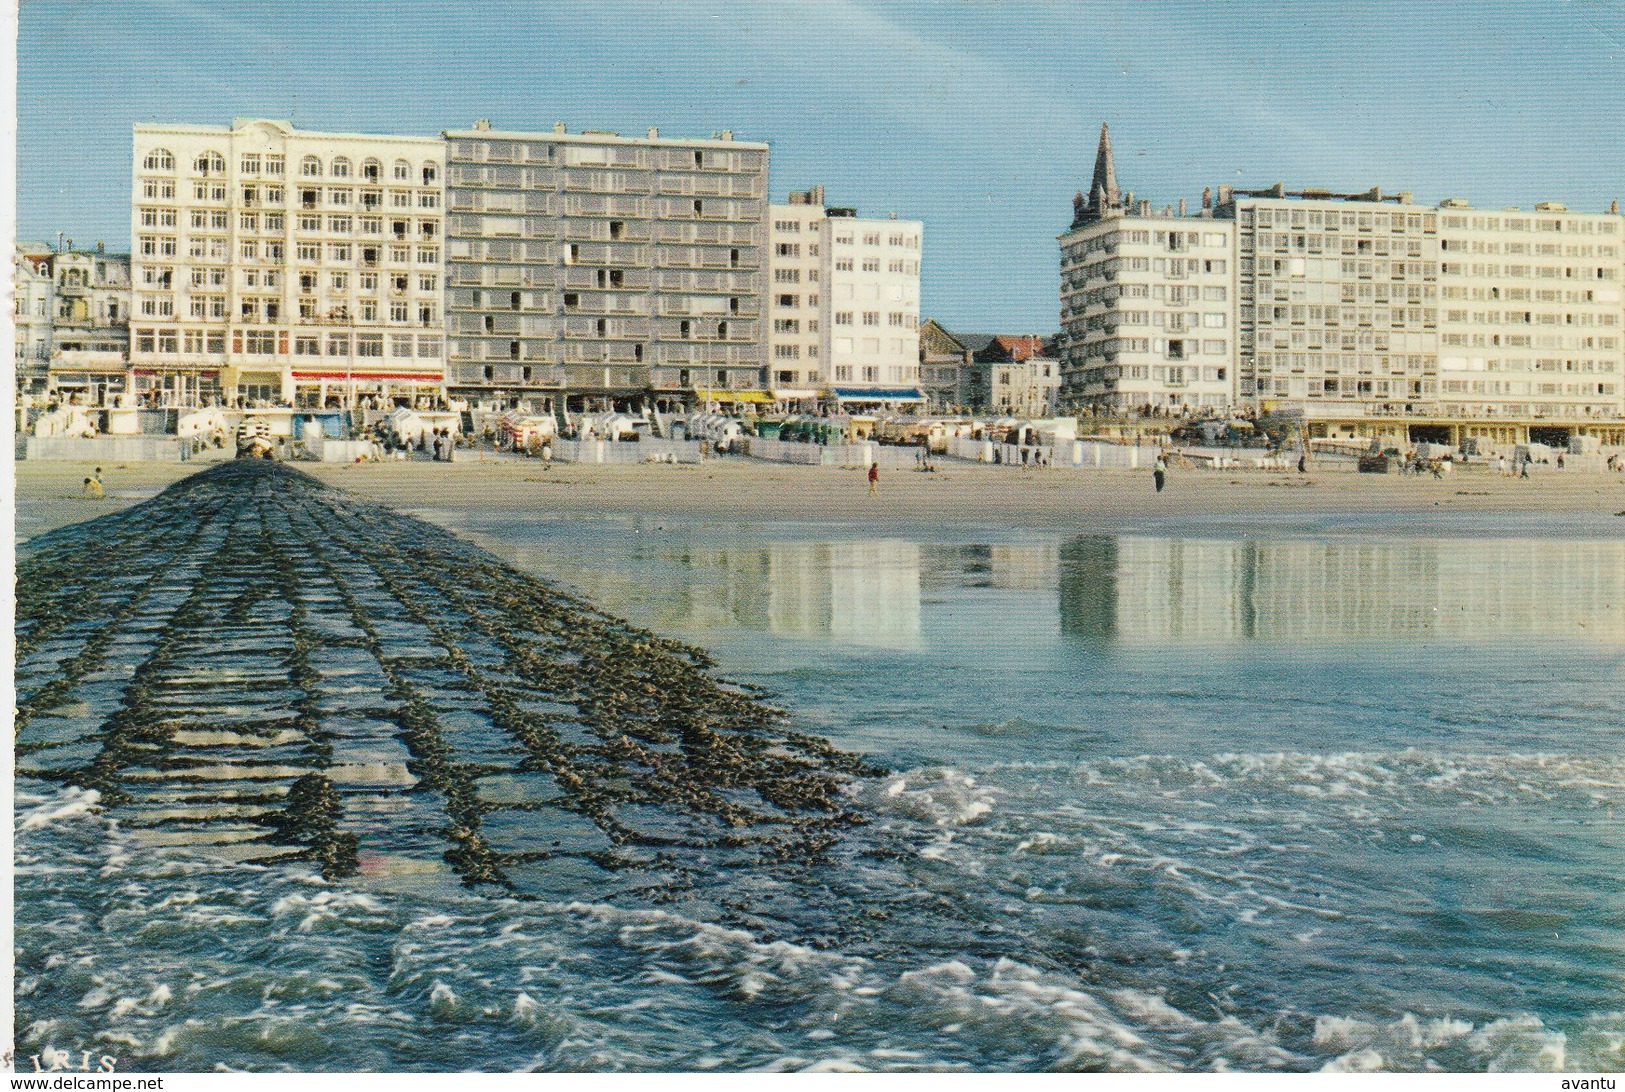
[16,460,882,894]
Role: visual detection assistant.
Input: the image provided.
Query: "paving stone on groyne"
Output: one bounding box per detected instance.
[15,460,883,888]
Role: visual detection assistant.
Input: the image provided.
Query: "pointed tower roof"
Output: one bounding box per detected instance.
[1071,122,1124,229]
[1089,122,1119,210]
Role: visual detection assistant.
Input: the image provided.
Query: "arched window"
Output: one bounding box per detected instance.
[194,150,225,174]
[421,161,439,184]
[301,155,324,178]
[331,157,351,178]
[361,158,382,181]
[143,148,174,171]
[393,159,411,181]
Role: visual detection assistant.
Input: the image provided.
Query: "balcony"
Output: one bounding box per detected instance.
[51,349,128,371]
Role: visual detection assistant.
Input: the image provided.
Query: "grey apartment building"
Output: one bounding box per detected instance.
[441,121,770,415]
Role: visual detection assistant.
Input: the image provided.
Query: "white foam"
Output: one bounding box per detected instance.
[864,767,996,828]
[19,787,102,830]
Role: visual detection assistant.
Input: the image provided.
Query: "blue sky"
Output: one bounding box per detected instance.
[16,0,1625,331]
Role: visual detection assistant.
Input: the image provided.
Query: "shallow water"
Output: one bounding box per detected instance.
[16,510,1625,1072]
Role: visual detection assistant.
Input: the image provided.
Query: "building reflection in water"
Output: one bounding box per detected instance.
[529,539,926,650]
[487,527,1624,651]
[1061,536,1625,645]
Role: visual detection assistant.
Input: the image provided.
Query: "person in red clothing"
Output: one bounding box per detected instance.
[867,462,879,495]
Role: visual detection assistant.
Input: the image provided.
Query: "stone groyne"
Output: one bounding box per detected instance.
[15,460,881,894]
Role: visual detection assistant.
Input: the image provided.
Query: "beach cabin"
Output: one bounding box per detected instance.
[179,408,230,450]
[580,411,643,442]
[383,408,429,448]
[418,409,463,441]
[683,412,745,451]
[32,405,100,439]
[498,413,556,453]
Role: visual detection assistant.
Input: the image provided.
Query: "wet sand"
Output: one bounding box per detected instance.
[17,455,1625,541]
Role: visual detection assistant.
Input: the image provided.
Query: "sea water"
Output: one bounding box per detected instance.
[16,514,1625,1072]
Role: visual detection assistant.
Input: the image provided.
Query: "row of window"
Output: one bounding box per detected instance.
[142,209,435,236]
[829,366,918,383]
[1244,304,1431,325]
[1440,379,1618,395]
[1440,263,1617,280]
[1075,256,1229,279]
[1245,209,1437,234]
[138,292,440,322]
[449,141,763,175]
[1440,357,1620,373]
[832,311,918,329]
[1441,239,1617,258]
[132,326,443,358]
[1440,214,1618,235]
[1078,339,1230,360]
[1077,285,1229,306]
[1077,364,1229,385]
[1442,309,1619,327]
[830,338,915,357]
[295,187,439,209]
[1247,233,1429,258]
[1441,285,1618,304]
[832,232,920,250]
[1442,332,1615,350]
[138,236,440,264]
[140,148,438,184]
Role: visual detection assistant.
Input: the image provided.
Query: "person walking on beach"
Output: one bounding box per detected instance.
[1519,457,1530,479]
[1497,453,1508,477]
[1153,453,1168,493]
[867,462,879,496]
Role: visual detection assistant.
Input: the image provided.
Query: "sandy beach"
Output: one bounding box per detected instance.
[15,454,1625,542]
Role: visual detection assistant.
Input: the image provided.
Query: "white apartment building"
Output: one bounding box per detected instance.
[1234,188,1441,419]
[13,243,131,405]
[1060,212,1237,413]
[767,190,826,407]
[48,248,131,407]
[1059,126,1238,413]
[1435,199,1624,434]
[130,118,447,409]
[769,187,923,412]
[1059,123,1625,446]
[14,243,55,394]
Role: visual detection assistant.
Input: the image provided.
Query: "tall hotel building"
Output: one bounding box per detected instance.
[1232,186,1441,416]
[1059,124,1625,445]
[767,186,924,412]
[1433,200,1623,439]
[1059,127,1235,413]
[440,121,769,415]
[129,119,447,408]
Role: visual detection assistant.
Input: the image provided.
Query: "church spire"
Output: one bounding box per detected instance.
[1090,122,1119,211]
[1071,122,1123,229]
